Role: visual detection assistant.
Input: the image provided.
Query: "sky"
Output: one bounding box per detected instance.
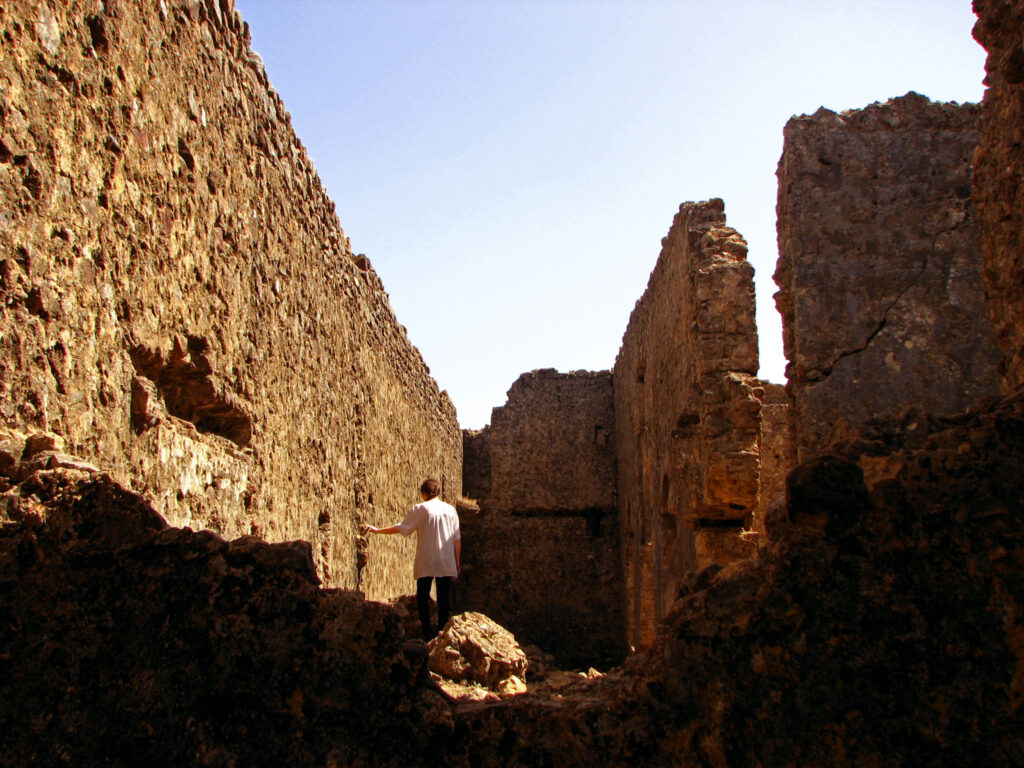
[233,0,986,429]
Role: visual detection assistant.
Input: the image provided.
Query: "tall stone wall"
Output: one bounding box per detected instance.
[750,381,794,538]
[973,0,1024,392]
[0,0,460,595]
[775,93,1003,464]
[613,200,765,650]
[460,369,624,667]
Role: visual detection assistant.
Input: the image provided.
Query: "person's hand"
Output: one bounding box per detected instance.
[363,524,378,534]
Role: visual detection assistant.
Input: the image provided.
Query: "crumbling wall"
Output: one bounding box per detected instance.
[613,200,764,650]
[0,0,460,593]
[972,0,1024,392]
[460,369,623,667]
[0,466,451,767]
[750,381,793,539]
[451,393,1024,767]
[5,317,1023,768]
[774,93,1002,464]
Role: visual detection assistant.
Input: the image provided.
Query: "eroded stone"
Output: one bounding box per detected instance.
[775,93,1002,463]
[428,611,528,694]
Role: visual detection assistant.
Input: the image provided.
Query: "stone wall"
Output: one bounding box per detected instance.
[460,370,623,667]
[775,93,1003,464]
[973,0,1024,392]
[452,394,1024,766]
[750,381,793,539]
[8,390,1024,766]
[0,0,460,594]
[0,468,450,767]
[613,200,765,650]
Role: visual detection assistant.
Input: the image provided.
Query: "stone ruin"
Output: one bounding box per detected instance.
[464,93,1005,655]
[973,0,1024,391]
[460,200,777,658]
[2,0,1024,765]
[0,0,460,600]
[775,93,1002,464]
[613,200,769,650]
[461,369,622,667]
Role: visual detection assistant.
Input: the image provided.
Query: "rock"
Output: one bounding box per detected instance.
[783,456,870,539]
[0,429,25,482]
[24,451,101,476]
[34,4,61,55]
[389,593,429,639]
[522,643,556,681]
[25,283,56,320]
[130,375,164,432]
[449,393,1024,767]
[0,471,447,766]
[23,431,64,458]
[427,611,528,694]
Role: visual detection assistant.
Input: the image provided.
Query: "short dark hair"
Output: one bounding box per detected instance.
[420,478,441,498]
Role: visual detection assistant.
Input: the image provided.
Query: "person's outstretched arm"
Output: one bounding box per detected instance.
[365,524,401,534]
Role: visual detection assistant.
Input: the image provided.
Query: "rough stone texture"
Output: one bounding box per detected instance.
[0,469,454,767]
[460,369,624,668]
[973,0,1024,391]
[4,2,1022,765]
[775,92,1003,463]
[658,394,1024,767]
[613,199,764,650]
[427,611,528,696]
[472,369,616,513]
[750,381,794,541]
[445,392,1024,767]
[0,0,460,594]
[5,394,1023,767]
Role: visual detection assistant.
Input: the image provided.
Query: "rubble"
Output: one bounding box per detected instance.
[428,611,529,697]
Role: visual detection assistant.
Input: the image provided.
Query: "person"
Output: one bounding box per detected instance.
[365,478,461,640]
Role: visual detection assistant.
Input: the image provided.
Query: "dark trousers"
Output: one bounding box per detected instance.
[416,576,453,640]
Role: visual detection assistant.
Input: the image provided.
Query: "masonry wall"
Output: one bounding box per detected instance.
[750,381,793,539]
[613,200,765,650]
[0,0,460,595]
[972,0,1024,393]
[774,93,1003,464]
[460,370,624,667]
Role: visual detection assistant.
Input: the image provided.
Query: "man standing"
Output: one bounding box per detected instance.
[365,478,461,640]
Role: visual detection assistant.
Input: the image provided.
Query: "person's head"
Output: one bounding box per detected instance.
[420,478,441,500]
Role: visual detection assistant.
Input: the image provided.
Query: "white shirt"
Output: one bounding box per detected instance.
[396,496,461,579]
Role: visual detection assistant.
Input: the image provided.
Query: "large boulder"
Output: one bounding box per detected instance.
[428,612,528,695]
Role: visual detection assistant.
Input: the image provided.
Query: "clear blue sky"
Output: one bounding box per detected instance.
[234,1,985,429]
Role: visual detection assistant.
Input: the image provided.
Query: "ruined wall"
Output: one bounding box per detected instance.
[973,0,1024,392]
[775,93,1003,464]
[613,199,764,650]
[0,0,460,594]
[7,391,1024,768]
[750,381,793,540]
[0,467,450,767]
[453,393,1024,766]
[460,369,623,667]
